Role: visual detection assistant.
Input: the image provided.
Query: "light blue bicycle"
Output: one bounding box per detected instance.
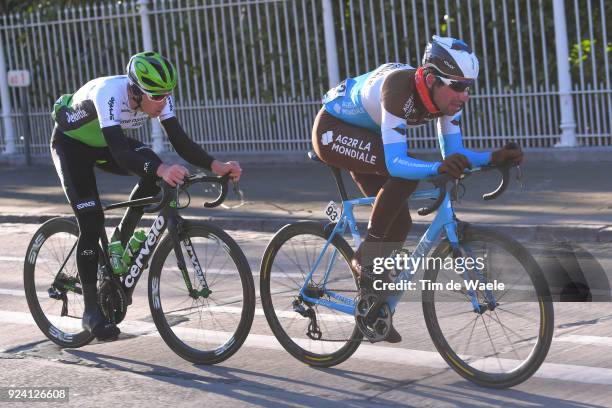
[260,151,553,388]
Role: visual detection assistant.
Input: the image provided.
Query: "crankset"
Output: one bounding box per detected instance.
[98,279,128,325]
[354,292,392,343]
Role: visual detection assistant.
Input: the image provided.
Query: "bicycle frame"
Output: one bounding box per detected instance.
[53,201,207,303]
[299,186,490,315]
[102,203,209,301]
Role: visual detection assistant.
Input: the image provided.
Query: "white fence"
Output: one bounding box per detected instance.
[0,0,610,158]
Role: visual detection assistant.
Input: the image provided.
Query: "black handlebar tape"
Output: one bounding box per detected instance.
[143,182,175,213]
[142,174,230,213]
[203,174,230,208]
[417,173,454,216]
[482,166,510,201]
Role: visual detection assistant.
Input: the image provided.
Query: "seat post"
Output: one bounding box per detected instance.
[307,150,350,202]
[329,166,349,202]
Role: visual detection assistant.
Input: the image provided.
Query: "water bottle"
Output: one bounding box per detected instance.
[122,230,147,266]
[109,240,126,276]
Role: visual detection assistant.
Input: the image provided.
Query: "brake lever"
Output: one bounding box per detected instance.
[515,165,525,191]
[176,183,191,209]
[220,179,247,209]
[451,178,466,203]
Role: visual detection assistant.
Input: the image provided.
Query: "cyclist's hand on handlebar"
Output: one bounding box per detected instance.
[438,153,469,178]
[156,163,189,187]
[211,160,242,182]
[491,142,524,166]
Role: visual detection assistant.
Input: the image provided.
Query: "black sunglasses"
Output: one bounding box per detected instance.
[437,76,474,92]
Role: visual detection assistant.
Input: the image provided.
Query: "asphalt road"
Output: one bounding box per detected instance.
[1,223,612,407]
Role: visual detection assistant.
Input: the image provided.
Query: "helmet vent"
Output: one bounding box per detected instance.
[451,39,472,53]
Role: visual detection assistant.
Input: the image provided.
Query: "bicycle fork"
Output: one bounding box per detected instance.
[447,222,497,314]
[170,219,211,299]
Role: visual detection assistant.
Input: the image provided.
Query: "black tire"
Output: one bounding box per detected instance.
[24,217,94,348]
[260,222,362,367]
[422,226,554,388]
[148,222,255,364]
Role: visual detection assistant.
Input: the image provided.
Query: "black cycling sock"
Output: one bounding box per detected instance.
[75,210,104,285]
[81,283,98,308]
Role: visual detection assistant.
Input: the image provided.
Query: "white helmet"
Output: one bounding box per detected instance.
[422,35,479,79]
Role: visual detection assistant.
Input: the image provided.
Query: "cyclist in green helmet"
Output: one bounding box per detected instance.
[50,51,241,341]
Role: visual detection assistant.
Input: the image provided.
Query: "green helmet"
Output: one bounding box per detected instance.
[126,51,177,95]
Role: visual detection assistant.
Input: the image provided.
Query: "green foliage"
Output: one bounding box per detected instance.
[570,39,595,66]
[334,0,561,89]
[1,0,610,107]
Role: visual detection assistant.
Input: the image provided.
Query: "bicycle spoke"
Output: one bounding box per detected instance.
[491,310,525,360]
[461,316,480,356]
[442,312,479,348]
[275,254,306,289]
[495,305,541,325]
[478,314,504,372]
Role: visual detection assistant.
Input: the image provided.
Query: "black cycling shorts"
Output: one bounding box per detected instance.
[50,127,160,214]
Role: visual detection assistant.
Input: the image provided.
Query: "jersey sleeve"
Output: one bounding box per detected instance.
[102,125,161,179]
[438,111,491,166]
[161,117,215,171]
[380,72,441,180]
[91,84,122,129]
[158,95,177,122]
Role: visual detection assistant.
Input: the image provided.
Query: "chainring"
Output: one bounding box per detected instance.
[354,292,392,343]
[98,280,128,325]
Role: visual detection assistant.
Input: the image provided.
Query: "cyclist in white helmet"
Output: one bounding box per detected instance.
[312,36,522,343]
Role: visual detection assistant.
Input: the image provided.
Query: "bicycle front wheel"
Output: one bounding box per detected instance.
[260,222,362,368]
[148,222,255,364]
[422,225,554,388]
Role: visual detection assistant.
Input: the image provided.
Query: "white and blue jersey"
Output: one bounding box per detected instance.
[322,63,491,179]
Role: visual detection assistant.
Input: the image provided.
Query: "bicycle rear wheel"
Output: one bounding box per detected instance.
[260,222,362,367]
[148,222,255,364]
[422,225,554,388]
[24,217,94,347]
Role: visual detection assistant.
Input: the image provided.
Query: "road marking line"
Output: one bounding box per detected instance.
[0,288,354,322]
[0,256,25,262]
[2,257,333,278]
[0,288,48,297]
[555,334,612,347]
[1,310,612,385]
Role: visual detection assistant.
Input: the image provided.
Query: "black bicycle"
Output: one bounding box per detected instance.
[24,174,255,364]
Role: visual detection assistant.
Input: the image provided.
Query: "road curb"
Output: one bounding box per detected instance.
[4,147,612,168]
[1,213,608,243]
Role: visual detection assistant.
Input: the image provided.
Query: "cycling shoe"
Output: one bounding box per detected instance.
[82,305,120,341]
